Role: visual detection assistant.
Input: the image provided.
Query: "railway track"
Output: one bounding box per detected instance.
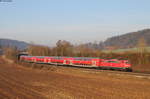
[82,70,150,79]
[21,61,150,79]
[77,67,150,79]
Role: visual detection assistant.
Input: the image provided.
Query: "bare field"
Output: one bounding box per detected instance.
[0,59,150,99]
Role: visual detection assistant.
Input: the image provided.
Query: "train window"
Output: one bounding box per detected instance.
[84,59,91,61]
[74,58,91,61]
[105,61,120,63]
[125,61,129,64]
[54,57,62,59]
[74,58,81,60]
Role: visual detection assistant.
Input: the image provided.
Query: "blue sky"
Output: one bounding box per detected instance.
[0,0,150,46]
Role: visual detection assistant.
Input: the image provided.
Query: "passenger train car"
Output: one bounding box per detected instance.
[19,55,132,72]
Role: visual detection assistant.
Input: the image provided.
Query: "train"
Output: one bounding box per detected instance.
[18,54,132,72]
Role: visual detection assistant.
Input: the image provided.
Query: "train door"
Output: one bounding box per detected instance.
[33,58,37,62]
[63,60,67,64]
[48,58,51,63]
[70,60,73,65]
[92,60,97,66]
[44,58,47,63]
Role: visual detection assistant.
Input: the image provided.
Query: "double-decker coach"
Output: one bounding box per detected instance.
[19,55,132,72]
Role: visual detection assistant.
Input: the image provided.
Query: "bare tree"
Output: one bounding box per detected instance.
[28,44,51,56]
[137,37,148,64]
[55,40,73,56]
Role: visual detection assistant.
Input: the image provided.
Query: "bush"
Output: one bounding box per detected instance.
[4,47,18,61]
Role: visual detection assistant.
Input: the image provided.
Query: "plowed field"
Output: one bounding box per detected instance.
[0,58,150,99]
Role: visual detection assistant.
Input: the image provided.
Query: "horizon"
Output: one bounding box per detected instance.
[0,28,149,47]
[1,0,150,46]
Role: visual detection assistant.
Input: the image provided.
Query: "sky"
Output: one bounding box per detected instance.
[0,0,150,46]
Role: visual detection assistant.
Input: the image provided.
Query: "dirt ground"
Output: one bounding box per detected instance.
[0,58,150,99]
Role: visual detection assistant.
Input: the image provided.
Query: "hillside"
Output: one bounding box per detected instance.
[103,29,150,49]
[0,38,29,50]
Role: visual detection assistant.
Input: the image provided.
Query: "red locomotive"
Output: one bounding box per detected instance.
[19,55,132,72]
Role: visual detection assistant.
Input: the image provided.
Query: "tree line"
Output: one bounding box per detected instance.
[4,38,150,72]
